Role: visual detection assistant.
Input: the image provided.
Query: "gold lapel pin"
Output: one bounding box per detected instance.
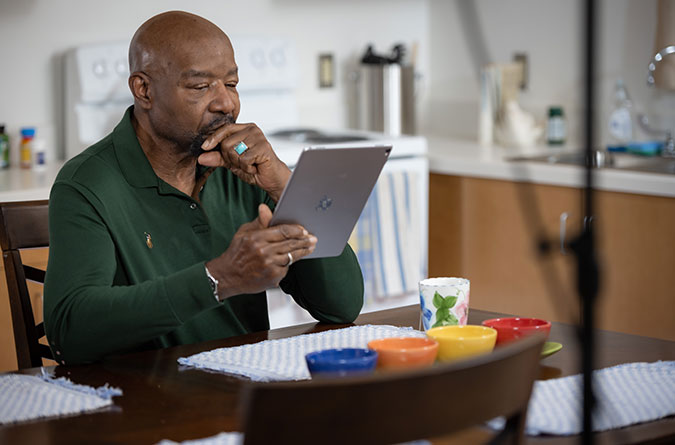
[144,232,153,249]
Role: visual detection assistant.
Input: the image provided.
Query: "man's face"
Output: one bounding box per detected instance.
[148,34,241,156]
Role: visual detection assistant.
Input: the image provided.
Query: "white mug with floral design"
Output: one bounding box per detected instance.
[419,277,470,331]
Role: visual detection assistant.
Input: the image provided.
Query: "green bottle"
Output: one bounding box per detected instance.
[0,124,9,168]
[546,107,566,145]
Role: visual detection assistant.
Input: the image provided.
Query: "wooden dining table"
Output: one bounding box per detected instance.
[1,305,674,444]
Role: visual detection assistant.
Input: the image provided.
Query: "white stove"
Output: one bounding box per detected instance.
[267,128,427,166]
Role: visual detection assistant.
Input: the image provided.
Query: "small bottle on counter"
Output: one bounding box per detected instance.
[33,139,47,172]
[546,106,566,146]
[607,78,633,151]
[0,124,9,168]
[19,127,35,169]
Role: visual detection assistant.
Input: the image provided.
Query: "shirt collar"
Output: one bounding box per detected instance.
[112,106,214,196]
[113,106,161,189]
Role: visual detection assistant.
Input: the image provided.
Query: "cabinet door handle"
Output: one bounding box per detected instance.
[584,215,594,230]
[560,212,569,255]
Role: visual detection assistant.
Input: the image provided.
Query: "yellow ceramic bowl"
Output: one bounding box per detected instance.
[426,325,497,362]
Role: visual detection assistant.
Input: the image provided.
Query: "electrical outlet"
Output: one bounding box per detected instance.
[513,52,528,90]
[319,53,334,88]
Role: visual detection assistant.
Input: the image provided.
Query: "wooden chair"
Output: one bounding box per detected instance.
[240,333,544,445]
[0,200,52,369]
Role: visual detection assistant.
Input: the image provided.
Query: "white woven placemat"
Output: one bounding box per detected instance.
[490,360,675,435]
[178,324,425,381]
[0,369,122,425]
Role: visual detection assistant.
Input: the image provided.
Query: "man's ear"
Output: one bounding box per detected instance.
[129,72,152,109]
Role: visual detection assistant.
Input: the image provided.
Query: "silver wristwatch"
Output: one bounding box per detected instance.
[204,264,219,302]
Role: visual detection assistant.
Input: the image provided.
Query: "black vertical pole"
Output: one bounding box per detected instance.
[579,0,598,443]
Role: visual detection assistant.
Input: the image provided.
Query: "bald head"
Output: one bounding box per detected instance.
[127,11,240,159]
[129,11,231,76]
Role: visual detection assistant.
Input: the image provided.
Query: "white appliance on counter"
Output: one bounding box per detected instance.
[62,38,428,328]
[64,41,132,160]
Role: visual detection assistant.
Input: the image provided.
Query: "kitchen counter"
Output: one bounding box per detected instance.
[2,137,674,202]
[428,137,675,198]
[0,162,64,203]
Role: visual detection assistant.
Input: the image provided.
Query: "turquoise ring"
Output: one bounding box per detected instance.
[234,141,248,155]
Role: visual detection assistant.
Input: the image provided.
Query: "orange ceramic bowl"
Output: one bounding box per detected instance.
[367,337,439,370]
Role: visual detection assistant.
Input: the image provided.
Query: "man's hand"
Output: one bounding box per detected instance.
[206,204,316,300]
[198,123,290,202]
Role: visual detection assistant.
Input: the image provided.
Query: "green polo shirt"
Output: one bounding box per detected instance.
[44,107,364,365]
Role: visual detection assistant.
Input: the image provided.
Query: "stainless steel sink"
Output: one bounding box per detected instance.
[509,150,675,175]
[624,157,675,174]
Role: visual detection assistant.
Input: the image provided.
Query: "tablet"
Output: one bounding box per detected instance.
[269,145,391,259]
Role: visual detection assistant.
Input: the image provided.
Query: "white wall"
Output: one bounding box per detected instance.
[0,0,430,164]
[423,0,669,148]
[1,0,670,163]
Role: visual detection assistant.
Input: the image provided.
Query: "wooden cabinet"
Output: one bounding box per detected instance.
[0,248,50,372]
[429,173,675,341]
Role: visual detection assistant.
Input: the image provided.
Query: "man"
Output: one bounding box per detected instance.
[44,11,364,365]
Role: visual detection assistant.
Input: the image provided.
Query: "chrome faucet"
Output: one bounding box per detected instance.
[644,45,675,158]
[647,45,675,87]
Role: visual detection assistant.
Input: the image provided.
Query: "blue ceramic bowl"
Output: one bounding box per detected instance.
[305,348,378,378]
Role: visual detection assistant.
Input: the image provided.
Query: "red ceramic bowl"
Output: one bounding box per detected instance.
[481,317,551,346]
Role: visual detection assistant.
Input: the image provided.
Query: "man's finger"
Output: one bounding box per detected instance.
[268,243,316,269]
[217,136,266,175]
[197,150,228,167]
[260,224,309,241]
[238,219,308,241]
[217,128,259,155]
[201,123,250,151]
[197,136,257,170]
[220,140,247,170]
[287,245,316,264]
[267,235,317,255]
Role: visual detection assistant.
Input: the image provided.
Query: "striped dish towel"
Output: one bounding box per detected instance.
[178,325,426,381]
[490,360,675,435]
[349,170,424,304]
[0,368,122,425]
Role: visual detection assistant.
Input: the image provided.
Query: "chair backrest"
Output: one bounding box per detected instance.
[0,200,52,369]
[240,333,544,445]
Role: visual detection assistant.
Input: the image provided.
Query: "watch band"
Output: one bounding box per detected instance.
[204,264,219,302]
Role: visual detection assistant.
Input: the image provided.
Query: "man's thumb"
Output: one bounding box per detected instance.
[257,204,273,228]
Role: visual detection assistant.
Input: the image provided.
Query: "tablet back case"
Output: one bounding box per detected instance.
[270,145,391,259]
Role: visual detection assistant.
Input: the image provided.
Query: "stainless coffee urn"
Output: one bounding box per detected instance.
[356,44,415,136]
